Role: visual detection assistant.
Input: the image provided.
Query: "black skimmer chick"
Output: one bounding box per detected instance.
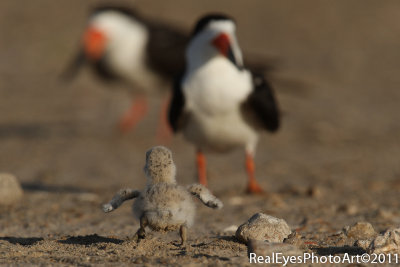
[63,6,188,136]
[168,14,280,194]
[103,146,223,246]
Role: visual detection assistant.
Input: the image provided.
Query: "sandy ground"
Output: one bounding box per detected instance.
[1,0,400,266]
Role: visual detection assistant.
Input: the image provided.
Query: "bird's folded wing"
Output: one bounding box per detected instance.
[242,72,280,132]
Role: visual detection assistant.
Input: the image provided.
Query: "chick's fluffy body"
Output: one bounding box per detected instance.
[133,183,195,231]
[134,146,195,231]
[103,146,222,245]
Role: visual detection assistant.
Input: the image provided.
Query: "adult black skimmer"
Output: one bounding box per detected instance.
[168,14,280,193]
[63,6,188,135]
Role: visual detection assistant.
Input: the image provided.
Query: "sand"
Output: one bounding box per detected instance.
[1,0,400,266]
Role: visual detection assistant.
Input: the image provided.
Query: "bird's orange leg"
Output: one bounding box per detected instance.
[196,150,207,186]
[118,96,148,133]
[155,94,173,144]
[245,153,263,194]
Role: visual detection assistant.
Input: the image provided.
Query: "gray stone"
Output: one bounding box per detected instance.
[368,228,400,254]
[236,213,291,244]
[0,173,23,205]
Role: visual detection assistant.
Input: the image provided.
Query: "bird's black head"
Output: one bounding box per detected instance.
[192,13,235,37]
[90,5,138,18]
[188,13,242,68]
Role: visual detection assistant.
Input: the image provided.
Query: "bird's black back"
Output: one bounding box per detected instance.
[241,72,280,132]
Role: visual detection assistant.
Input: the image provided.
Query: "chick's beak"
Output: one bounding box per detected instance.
[83,27,107,61]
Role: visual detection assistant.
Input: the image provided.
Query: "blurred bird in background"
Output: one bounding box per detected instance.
[62,5,277,141]
[62,5,188,139]
[169,14,280,194]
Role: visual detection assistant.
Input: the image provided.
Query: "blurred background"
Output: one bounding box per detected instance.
[0,0,399,206]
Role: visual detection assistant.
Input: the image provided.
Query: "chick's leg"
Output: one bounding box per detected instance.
[179,224,187,246]
[134,214,148,242]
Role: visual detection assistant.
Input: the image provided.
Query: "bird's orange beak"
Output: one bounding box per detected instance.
[211,33,231,57]
[83,27,107,61]
[211,32,238,66]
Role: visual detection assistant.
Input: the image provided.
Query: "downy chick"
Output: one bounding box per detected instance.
[102,146,223,245]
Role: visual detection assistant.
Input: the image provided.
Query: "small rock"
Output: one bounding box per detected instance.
[236,213,291,244]
[228,196,244,206]
[268,193,287,208]
[354,239,372,250]
[344,222,376,239]
[76,193,99,202]
[284,231,308,248]
[223,225,238,233]
[376,208,394,220]
[368,228,400,254]
[337,203,358,215]
[0,173,23,205]
[248,240,302,257]
[306,186,322,198]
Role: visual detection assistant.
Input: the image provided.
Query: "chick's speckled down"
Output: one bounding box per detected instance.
[103,146,222,240]
[133,183,195,231]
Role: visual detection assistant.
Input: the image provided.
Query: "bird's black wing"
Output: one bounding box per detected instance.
[89,6,188,82]
[241,72,280,132]
[168,74,186,132]
[145,22,188,80]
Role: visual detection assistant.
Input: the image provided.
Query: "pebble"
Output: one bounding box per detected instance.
[375,208,395,220]
[337,203,359,215]
[0,173,23,205]
[236,213,291,244]
[75,193,99,203]
[284,231,306,248]
[268,193,287,208]
[368,228,400,254]
[354,239,372,250]
[344,222,376,239]
[306,186,322,198]
[223,225,238,233]
[228,196,244,206]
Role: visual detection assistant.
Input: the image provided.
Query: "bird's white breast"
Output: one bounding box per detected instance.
[90,12,163,92]
[182,58,258,152]
[183,57,251,114]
